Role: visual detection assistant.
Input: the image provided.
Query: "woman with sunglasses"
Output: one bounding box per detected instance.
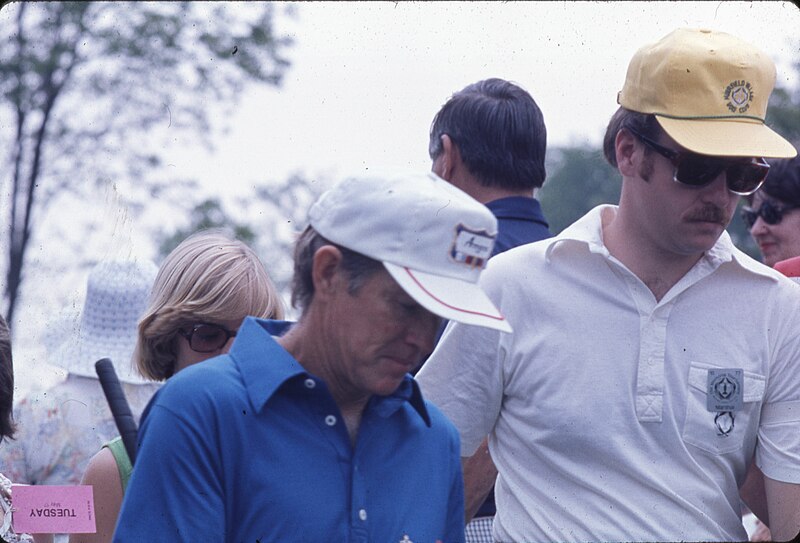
[742,155,800,268]
[736,155,800,541]
[71,230,284,543]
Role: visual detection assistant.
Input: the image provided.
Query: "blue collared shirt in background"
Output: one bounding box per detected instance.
[114,317,464,543]
[486,196,551,255]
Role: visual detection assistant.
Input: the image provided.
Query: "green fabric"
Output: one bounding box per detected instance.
[104,436,133,494]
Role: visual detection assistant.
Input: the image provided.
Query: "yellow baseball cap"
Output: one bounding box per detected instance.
[618,28,797,159]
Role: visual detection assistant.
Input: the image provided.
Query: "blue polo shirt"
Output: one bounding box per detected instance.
[487,196,551,255]
[114,317,464,543]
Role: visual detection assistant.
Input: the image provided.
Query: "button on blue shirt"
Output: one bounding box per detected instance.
[114,317,465,543]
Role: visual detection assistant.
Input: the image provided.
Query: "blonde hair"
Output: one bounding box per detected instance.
[136,229,284,380]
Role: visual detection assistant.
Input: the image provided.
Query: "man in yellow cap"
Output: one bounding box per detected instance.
[417,28,800,542]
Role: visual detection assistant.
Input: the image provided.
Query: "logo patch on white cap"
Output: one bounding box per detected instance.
[724,80,753,114]
[450,224,494,269]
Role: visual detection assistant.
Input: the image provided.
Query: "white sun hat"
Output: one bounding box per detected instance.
[51,259,158,384]
[309,171,512,333]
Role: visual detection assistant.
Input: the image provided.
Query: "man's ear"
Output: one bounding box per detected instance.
[615,128,640,178]
[311,245,344,301]
[434,134,461,181]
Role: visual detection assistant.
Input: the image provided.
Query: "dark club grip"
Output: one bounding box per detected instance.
[95,358,138,464]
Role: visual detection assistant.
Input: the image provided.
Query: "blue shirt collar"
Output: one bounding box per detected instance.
[485,196,548,226]
[229,317,431,426]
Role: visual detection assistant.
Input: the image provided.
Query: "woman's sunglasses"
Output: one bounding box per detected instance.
[741,200,800,229]
[178,323,237,353]
[627,127,770,196]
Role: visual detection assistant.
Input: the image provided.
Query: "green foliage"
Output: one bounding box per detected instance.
[766,86,800,145]
[728,201,760,260]
[0,1,294,322]
[766,57,800,147]
[157,199,257,260]
[156,173,330,308]
[247,173,330,303]
[539,146,621,234]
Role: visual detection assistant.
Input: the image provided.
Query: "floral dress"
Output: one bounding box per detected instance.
[0,374,159,486]
[0,472,32,542]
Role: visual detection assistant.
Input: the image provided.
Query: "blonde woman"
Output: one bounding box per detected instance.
[71,230,284,543]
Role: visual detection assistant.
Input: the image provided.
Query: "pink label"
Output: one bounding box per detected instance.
[11,485,95,534]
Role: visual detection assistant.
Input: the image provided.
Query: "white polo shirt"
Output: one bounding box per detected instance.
[417,205,800,543]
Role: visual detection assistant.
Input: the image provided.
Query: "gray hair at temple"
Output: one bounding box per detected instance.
[289,225,383,315]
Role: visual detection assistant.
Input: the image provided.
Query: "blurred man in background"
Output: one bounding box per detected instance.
[427,77,552,542]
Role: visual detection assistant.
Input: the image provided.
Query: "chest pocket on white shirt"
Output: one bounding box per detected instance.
[682,362,765,455]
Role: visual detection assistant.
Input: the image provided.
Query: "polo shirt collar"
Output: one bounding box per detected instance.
[231,317,305,413]
[229,317,431,425]
[372,376,432,427]
[486,196,549,226]
[544,204,778,281]
[544,204,612,260]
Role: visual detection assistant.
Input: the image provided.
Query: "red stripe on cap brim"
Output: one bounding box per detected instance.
[402,267,507,322]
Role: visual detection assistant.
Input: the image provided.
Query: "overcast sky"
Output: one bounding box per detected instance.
[169,1,800,200]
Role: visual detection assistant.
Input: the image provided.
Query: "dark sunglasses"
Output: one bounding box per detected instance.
[626,127,770,196]
[741,200,800,229]
[178,323,237,353]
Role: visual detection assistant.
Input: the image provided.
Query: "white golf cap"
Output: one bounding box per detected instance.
[309,171,512,333]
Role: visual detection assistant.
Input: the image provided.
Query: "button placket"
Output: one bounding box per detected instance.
[351,459,369,541]
[635,305,672,422]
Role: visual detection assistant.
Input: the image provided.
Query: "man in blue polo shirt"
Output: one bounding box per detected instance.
[428,77,552,542]
[429,77,551,256]
[114,172,513,542]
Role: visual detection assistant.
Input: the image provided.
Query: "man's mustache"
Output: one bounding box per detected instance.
[686,205,727,224]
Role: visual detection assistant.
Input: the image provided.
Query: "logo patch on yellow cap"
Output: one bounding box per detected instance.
[724,80,753,114]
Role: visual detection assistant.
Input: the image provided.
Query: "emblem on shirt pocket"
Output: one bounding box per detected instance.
[707,369,743,412]
[682,362,765,454]
[714,411,735,436]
